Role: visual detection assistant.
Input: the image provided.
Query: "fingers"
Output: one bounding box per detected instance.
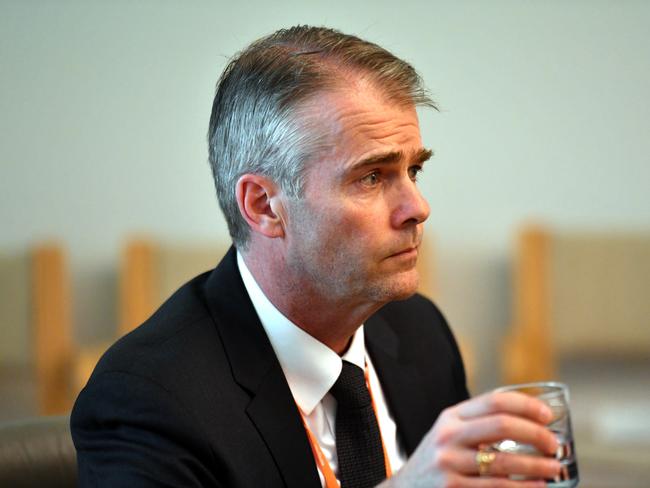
[449,392,557,455]
[394,393,563,488]
[444,448,561,479]
[456,392,553,425]
[481,450,560,480]
[455,415,557,455]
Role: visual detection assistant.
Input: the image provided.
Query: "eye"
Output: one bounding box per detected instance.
[360,171,380,187]
[408,165,423,182]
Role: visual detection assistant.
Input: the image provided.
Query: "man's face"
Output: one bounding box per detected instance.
[282,85,431,305]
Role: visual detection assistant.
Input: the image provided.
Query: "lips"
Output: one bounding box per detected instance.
[387,246,418,259]
[386,232,422,260]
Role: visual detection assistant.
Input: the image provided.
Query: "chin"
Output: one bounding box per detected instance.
[388,284,419,301]
[369,271,419,302]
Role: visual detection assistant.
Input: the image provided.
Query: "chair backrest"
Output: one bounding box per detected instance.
[0,416,76,488]
[550,232,650,355]
[502,226,650,383]
[118,238,230,336]
[0,251,31,364]
[0,245,73,418]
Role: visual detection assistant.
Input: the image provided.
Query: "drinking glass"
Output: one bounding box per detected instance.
[492,382,579,487]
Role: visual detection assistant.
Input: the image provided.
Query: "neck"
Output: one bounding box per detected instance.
[241,246,383,355]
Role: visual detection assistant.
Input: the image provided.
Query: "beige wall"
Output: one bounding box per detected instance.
[2,1,650,391]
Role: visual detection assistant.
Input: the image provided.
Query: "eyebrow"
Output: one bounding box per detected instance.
[349,147,433,171]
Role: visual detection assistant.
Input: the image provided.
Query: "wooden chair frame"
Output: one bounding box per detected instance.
[502,227,556,384]
[31,245,73,414]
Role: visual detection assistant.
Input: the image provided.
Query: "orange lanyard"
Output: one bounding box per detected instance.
[299,365,393,488]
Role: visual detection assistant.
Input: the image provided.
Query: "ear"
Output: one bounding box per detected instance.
[235,174,286,239]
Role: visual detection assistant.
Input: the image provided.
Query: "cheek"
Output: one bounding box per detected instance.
[298,197,388,257]
[335,212,384,257]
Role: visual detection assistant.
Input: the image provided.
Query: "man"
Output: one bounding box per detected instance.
[72,26,561,487]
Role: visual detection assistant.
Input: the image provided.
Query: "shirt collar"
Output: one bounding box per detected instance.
[237,251,366,415]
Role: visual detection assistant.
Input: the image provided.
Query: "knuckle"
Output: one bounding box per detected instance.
[437,408,451,423]
[434,423,458,445]
[546,431,559,451]
[493,414,510,433]
[535,424,552,445]
[438,405,458,423]
[486,393,503,411]
[433,449,453,470]
[527,396,544,416]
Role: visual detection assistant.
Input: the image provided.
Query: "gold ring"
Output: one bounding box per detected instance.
[476,448,496,476]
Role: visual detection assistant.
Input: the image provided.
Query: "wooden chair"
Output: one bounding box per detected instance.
[0,244,74,418]
[417,236,475,389]
[502,225,650,485]
[502,226,650,383]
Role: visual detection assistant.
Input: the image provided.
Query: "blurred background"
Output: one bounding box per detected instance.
[1,1,649,486]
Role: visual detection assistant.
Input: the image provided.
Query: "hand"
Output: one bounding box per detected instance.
[380,391,562,487]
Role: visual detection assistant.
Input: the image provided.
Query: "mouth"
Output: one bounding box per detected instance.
[387,246,419,259]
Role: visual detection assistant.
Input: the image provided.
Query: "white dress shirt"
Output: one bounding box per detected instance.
[237,252,407,486]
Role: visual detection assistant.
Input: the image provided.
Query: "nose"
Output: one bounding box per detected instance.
[390,178,430,229]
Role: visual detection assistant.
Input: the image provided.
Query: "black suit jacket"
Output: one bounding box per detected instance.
[71,247,469,487]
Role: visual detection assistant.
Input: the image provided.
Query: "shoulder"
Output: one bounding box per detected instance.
[70,268,246,485]
[78,257,255,436]
[91,271,223,383]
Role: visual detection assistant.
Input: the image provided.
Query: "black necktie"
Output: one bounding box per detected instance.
[330,360,387,488]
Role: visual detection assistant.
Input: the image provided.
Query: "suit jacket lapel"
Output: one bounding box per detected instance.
[365,312,435,457]
[203,247,321,488]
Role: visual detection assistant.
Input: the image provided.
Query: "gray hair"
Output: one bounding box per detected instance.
[207,25,435,248]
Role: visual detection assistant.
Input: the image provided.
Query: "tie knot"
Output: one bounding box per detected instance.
[330,360,371,409]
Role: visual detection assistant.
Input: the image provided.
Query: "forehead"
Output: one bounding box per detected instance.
[303,85,423,165]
